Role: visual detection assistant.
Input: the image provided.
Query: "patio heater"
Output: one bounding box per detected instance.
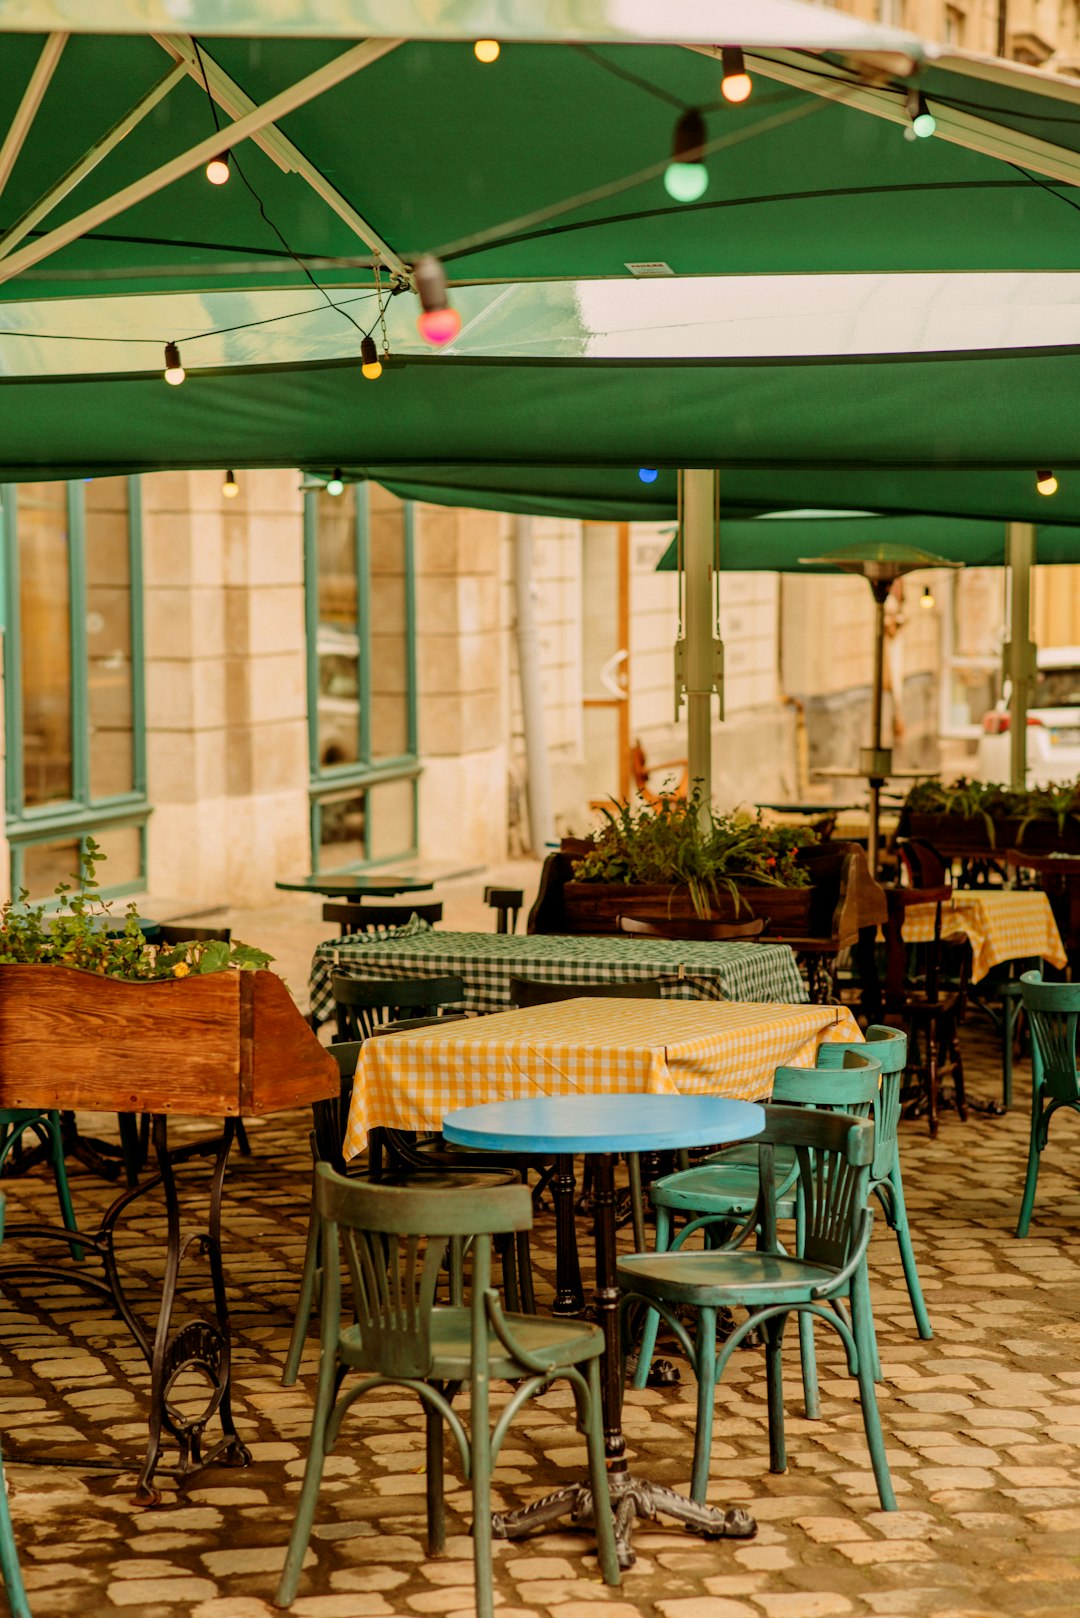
[802,542,961,873]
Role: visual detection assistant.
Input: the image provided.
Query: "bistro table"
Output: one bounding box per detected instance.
[901,887,1067,983]
[345,996,860,1324]
[277,873,435,900]
[310,926,807,1025]
[444,1092,765,1567]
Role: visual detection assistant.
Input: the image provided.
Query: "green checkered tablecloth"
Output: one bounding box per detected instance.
[308,924,807,1022]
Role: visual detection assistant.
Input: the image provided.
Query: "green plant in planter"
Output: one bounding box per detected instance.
[571,794,816,918]
[903,776,1080,847]
[0,840,272,978]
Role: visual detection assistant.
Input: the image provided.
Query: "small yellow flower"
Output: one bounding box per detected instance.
[173,961,190,978]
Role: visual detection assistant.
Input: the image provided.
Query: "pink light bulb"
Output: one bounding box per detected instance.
[417,306,462,346]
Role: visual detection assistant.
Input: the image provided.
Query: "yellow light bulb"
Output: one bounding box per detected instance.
[920,586,934,610]
[474,39,500,63]
[361,359,383,380]
[223,470,239,498]
[1036,469,1059,496]
[163,341,185,385]
[205,153,230,186]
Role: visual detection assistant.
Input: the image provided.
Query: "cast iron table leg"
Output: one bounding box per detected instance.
[0,1115,251,1504]
[492,1151,756,1567]
[551,1154,585,1317]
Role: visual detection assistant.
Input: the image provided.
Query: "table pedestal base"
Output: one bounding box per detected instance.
[492,1463,755,1569]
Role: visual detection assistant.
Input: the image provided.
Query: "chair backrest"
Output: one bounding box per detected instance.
[749,1105,874,1270]
[813,1026,908,1180]
[883,884,958,1010]
[1020,970,1080,1104]
[331,974,466,1041]
[617,914,767,941]
[771,1048,881,1112]
[323,901,444,935]
[314,1163,532,1377]
[507,976,663,1008]
[897,838,951,890]
[156,922,233,945]
[484,887,524,934]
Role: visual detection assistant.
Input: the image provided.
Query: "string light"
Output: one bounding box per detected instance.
[920,585,935,610]
[414,255,462,346]
[326,469,345,497]
[664,109,708,203]
[223,470,239,499]
[163,341,185,385]
[638,468,659,484]
[720,46,752,104]
[205,152,231,185]
[906,91,936,138]
[1037,468,1059,496]
[360,334,383,380]
[474,39,500,63]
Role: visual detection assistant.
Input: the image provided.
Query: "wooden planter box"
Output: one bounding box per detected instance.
[0,965,338,1117]
[558,880,814,936]
[907,812,1080,855]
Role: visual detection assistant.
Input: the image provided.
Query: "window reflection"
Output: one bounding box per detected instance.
[18,485,73,808]
[85,478,135,799]
[315,486,361,768]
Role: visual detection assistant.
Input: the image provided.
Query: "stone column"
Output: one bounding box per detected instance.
[414,502,509,864]
[142,470,310,906]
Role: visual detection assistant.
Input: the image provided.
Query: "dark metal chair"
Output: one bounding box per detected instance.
[322,901,443,935]
[484,886,523,933]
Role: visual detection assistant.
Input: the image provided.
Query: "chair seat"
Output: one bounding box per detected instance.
[651,1148,797,1218]
[904,989,962,1017]
[340,1307,604,1380]
[618,1247,842,1307]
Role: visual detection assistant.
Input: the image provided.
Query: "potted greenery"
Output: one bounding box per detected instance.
[901,778,1080,853]
[530,795,819,934]
[0,841,336,1118]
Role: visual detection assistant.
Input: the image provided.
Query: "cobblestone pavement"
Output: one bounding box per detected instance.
[2,1009,1080,1618]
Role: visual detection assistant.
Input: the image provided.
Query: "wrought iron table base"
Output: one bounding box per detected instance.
[497,1150,755,1567]
[0,1114,250,1504]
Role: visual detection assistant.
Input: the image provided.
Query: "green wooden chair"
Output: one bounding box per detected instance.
[282,1043,531,1386]
[1016,971,1080,1238]
[815,1026,932,1340]
[0,1195,33,1618]
[0,1111,80,1260]
[276,1168,620,1616]
[630,1050,882,1415]
[618,1106,896,1512]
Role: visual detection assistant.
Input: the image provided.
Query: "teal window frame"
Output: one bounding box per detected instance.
[1,477,148,901]
[304,485,419,872]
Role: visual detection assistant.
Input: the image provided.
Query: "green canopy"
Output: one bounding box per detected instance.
[655,512,1080,572]
[1,24,1080,346]
[7,347,1080,537]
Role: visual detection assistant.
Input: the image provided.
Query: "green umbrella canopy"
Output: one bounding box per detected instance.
[3,20,1080,345]
[8,345,1080,533]
[651,511,1080,572]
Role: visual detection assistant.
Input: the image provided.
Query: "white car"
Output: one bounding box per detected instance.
[977,647,1080,787]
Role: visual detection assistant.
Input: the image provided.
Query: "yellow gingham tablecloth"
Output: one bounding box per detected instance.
[343,997,862,1160]
[901,889,1067,984]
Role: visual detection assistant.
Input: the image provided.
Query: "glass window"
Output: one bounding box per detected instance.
[4,478,147,901]
[314,485,361,770]
[305,482,417,870]
[85,478,135,799]
[17,484,73,809]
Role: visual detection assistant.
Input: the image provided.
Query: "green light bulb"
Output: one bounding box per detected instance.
[664,161,708,203]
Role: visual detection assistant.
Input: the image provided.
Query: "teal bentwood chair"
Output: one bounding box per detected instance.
[276,1169,620,1616]
[618,1107,896,1512]
[1016,971,1080,1238]
[631,1050,882,1417]
[0,1196,33,1618]
[0,1110,80,1260]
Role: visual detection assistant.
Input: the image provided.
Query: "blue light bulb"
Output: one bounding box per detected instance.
[638,468,659,484]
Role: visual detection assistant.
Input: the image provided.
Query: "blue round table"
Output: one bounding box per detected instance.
[443,1092,765,1566]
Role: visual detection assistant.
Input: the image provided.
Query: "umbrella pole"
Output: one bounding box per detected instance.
[1006,522,1036,790]
[682,469,718,825]
[866,583,890,874]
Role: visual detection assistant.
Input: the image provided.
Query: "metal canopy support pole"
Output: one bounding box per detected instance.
[681,469,720,821]
[0,33,67,204]
[1006,521,1037,789]
[0,37,403,289]
[865,583,891,876]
